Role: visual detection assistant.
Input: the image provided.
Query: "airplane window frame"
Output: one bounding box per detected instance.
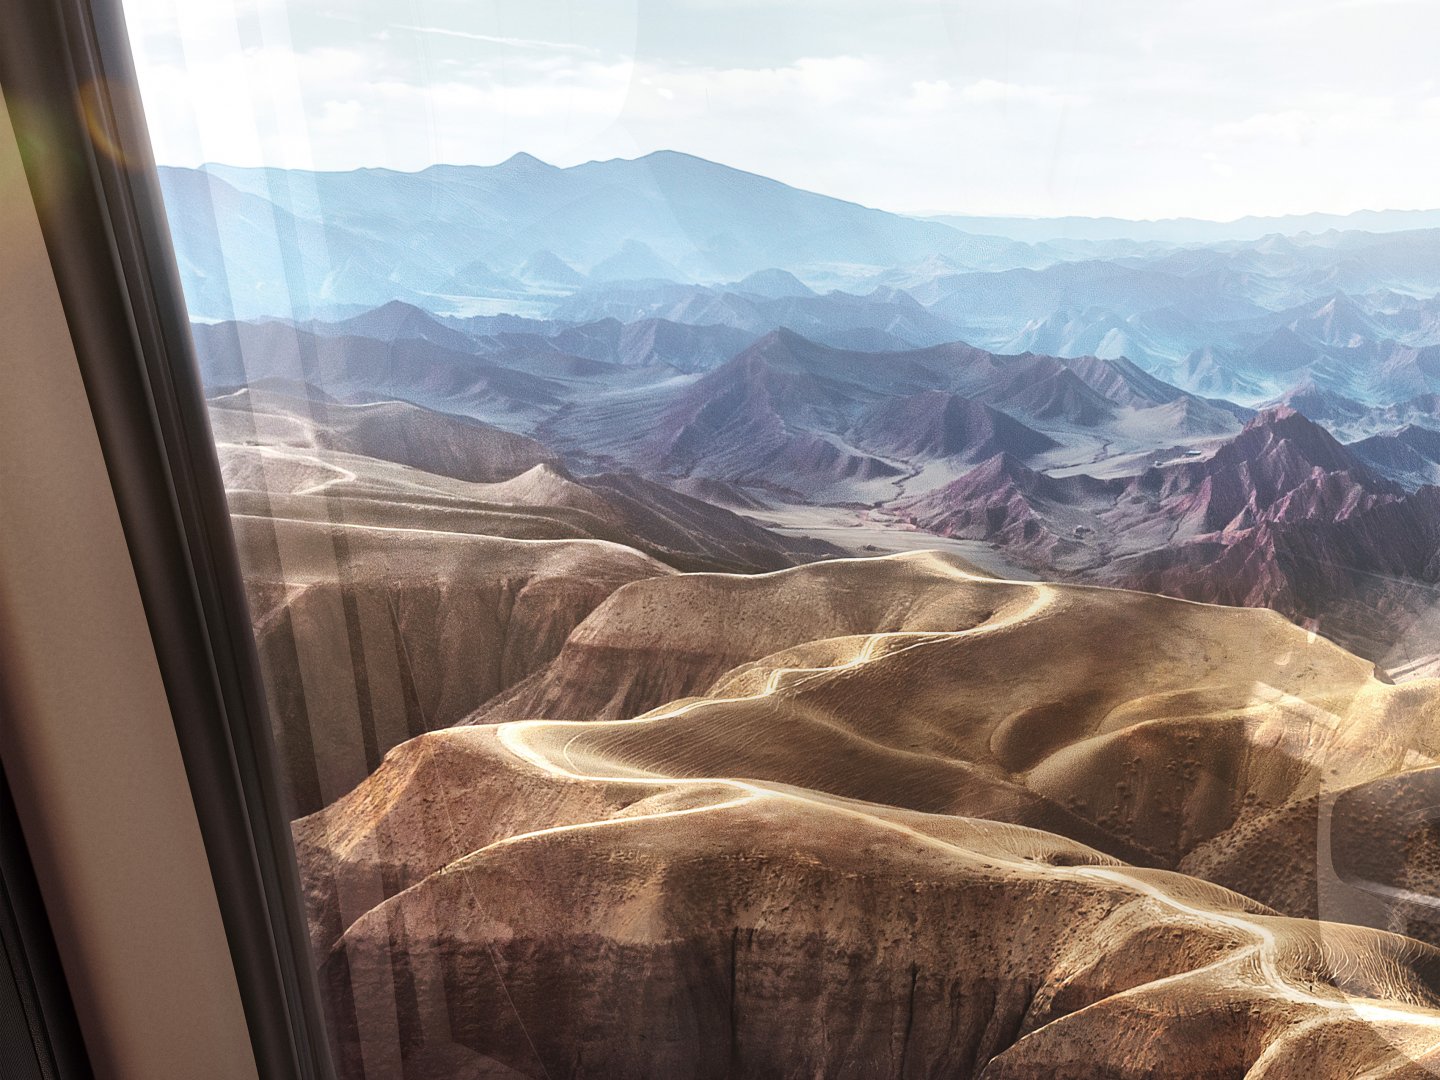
[0,2,332,1077]
[0,764,93,1080]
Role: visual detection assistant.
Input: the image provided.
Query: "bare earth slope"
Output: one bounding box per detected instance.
[235,513,669,817]
[211,386,838,573]
[297,552,1440,1078]
[897,408,1440,663]
[215,388,848,816]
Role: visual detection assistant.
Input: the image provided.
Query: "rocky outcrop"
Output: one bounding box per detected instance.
[1155,406,1397,533]
[236,514,671,815]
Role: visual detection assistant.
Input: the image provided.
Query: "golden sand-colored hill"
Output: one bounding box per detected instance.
[296,552,1440,1077]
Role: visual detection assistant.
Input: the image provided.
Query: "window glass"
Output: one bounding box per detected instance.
[122,1,1440,1076]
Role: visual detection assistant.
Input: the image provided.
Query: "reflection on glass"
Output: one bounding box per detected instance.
[124,1,1440,1076]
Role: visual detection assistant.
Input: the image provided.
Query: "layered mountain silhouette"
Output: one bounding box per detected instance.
[551,278,964,351]
[156,155,1440,412]
[535,329,1243,500]
[1267,379,1370,428]
[158,151,1036,319]
[480,315,757,374]
[728,267,817,299]
[515,249,587,290]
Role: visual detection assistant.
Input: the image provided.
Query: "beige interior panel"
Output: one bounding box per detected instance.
[0,93,260,1080]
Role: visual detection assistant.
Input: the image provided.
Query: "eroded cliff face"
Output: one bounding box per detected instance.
[237,513,671,814]
[296,552,1440,1078]
[326,797,1436,1080]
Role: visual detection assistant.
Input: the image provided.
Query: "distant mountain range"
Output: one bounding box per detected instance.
[160,152,1440,418]
[928,208,1440,244]
[899,406,1440,660]
[159,151,1039,319]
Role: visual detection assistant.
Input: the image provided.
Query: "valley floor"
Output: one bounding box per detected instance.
[753,503,1041,580]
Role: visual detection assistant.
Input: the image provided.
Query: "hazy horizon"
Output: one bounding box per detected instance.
[123,0,1440,222]
[181,149,1440,228]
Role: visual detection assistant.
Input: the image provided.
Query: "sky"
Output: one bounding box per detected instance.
[121,0,1440,220]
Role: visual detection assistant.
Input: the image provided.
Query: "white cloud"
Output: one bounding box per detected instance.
[957,79,1085,108]
[313,99,363,135]
[908,79,952,112]
[1214,95,1412,149]
[1214,109,1316,146]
